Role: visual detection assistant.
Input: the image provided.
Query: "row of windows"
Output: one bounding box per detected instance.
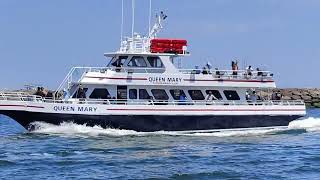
[78,88,240,101]
[109,56,164,68]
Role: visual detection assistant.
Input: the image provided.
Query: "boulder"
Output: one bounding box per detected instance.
[292,91,302,96]
[291,95,302,100]
[282,96,291,100]
[301,95,312,100]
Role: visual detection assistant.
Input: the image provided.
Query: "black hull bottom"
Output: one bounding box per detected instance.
[0,110,303,132]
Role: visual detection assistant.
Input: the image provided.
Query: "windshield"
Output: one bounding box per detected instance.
[107,56,128,67]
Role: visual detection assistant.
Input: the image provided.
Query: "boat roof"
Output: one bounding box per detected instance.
[104,52,190,58]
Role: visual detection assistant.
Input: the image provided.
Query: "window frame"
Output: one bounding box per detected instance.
[129,89,138,99]
[147,56,164,68]
[205,90,223,100]
[89,88,111,99]
[151,89,169,100]
[127,56,147,67]
[72,88,88,98]
[188,90,205,100]
[223,90,241,100]
[169,89,186,100]
[108,56,128,67]
[139,89,150,99]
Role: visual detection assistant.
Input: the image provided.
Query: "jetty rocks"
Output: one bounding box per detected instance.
[262,88,320,108]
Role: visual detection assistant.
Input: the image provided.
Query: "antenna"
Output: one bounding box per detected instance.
[148,0,152,34]
[131,0,135,39]
[120,0,124,44]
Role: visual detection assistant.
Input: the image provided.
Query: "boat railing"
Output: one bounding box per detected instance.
[179,69,274,80]
[63,67,274,81]
[79,66,166,74]
[0,91,43,102]
[0,92,305,107]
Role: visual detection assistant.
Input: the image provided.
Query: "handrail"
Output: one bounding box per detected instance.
[67,66,273,80]
[0,92,305,107]
[0,92,43,102]
[54,67,76,99]
[52,66,275,101]
[179,69,273,80]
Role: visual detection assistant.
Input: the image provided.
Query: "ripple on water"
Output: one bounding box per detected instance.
[0,111,320,179]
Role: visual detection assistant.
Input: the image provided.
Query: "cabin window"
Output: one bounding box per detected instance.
[147,57,164,68]
[109,56,128,67]
[223,90,240,100]
[139,89,150,99]
[151,89,169,100]
[205,90,223,100]
[169,89,186,100]
[72,88,88,98]
[129,89,137,99]
[188,90,205,100]
[128,56,147,67]
[89,88,110,99]
[117,86,127,99]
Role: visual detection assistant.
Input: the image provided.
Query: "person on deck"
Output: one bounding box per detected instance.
[179,93,187,105]
[63,88,70,101]
[246,65,253,76]
[250,91,258,102]
[257,68,263,76]
[232,60,238,76]
[215,68,221,78]
[205,91,218,104]
[77,86,86,99]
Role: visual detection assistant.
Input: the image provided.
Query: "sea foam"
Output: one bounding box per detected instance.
[30,117,320,137]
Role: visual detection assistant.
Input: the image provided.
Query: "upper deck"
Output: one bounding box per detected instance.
[59,65,275,90]
[54,11,276,94]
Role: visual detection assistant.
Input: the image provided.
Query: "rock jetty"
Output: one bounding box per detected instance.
[262,88,320,108]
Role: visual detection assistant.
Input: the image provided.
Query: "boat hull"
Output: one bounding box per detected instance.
[0,110,303,132]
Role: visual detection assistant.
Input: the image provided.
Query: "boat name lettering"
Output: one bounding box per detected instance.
[148,77,182,84]
[53,106,98,112]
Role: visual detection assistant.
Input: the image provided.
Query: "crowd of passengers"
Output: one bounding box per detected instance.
[199,61,268,78]
[67,86,283,105]
[33,84,282,104]
[34,87,54,98]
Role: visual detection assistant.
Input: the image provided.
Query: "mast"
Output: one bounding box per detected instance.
[148,0,152,34]
[131,0,135,39]
[120,0,124,44]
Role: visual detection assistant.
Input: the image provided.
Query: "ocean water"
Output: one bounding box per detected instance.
[0,109,320,180]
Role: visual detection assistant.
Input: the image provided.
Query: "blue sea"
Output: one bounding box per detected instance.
[0,109,320,180]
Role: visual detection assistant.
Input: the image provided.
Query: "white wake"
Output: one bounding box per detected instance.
[288,117,320,132]
[30,117,320,137]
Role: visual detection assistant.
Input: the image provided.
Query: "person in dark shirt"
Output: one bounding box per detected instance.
[232,61,238,76]
[77,86,86,99]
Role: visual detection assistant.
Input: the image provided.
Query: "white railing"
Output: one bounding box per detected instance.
[74,66,166,74]
[52,66,274,100]
[0,92,43,102]
[54,67,93,99]
[65,66,274,80]
[0,92,305,107]
[179,69,274,80]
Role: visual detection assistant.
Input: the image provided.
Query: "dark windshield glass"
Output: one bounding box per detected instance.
[108,56,128,67]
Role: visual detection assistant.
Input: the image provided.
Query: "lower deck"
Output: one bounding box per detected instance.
[0,110,302,131]
[0,92,306,131]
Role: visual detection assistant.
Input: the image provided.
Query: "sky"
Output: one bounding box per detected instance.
[0,0,319,89]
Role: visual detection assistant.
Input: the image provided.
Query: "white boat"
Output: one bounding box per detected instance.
[0,11,306,131]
